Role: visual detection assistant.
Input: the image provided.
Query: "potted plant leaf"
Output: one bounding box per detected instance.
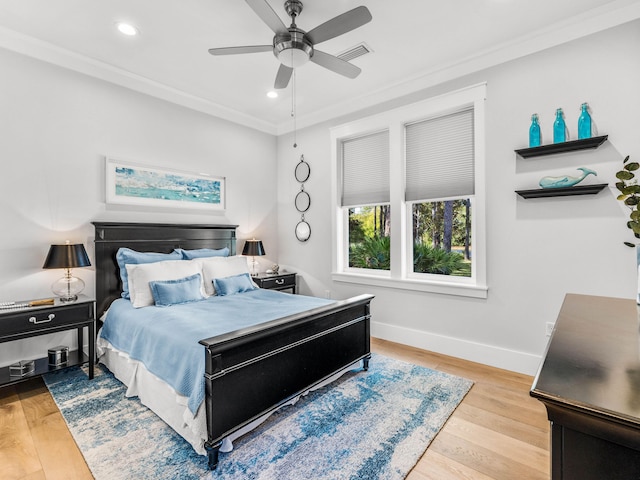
[616,155,640,247]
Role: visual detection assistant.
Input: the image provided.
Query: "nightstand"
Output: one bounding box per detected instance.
[0,295,95,387]
[253,272,297,294]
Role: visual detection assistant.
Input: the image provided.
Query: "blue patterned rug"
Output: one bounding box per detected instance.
[44,353,472,480]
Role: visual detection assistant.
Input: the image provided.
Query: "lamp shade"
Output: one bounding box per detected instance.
[242,239,265,257]
[43,244,91,269]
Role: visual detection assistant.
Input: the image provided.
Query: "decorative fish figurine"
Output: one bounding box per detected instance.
[539,167,597,189]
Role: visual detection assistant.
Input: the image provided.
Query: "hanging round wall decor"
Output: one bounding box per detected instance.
[295,217,311,242]
[295,188,311,213]
[294,154,311,241]
[294,157,310,183]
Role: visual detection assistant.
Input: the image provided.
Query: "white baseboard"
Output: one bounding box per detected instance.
[371,321,542,376]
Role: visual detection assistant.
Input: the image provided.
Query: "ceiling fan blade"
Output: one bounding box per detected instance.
[305,6,372,45]
[274,64,293,89]
[208,45,272,56]
[310,50,361,79]
[245,0,288,34]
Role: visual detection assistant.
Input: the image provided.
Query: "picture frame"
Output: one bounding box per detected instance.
[105,158,225,211]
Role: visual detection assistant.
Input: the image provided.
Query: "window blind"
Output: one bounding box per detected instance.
[341,130,390,207]
[405,108,474,202]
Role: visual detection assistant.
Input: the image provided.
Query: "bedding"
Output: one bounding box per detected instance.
[213,272,257,296]
[125,259,205,308]
[175,247,230,259]
[99,289,334,414]
[150,273,205,306]
[197,255,257,296]
[116,248,182,299]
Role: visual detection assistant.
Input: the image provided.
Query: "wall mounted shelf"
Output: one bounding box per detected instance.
[515,135,608,158]
[516,183,608,199]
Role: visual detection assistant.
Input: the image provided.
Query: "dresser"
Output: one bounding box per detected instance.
[0,295,95,387]
[530,294,640,479]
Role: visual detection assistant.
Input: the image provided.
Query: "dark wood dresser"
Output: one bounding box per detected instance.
[531,294,640,479]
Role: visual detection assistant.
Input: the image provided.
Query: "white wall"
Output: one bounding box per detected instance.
[2,21,638,375]
[276,21,640,374]
[0,47,278,366]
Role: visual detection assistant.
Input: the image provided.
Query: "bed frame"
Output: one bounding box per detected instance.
[92,222,373,470]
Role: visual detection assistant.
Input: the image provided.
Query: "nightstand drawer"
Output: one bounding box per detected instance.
[0,302,93,338]
[258,274,296,290]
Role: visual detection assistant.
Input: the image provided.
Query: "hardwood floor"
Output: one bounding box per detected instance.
[0,338,549,479]
[372,339,550,480]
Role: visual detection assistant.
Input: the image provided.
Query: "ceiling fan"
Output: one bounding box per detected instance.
[208,0,372,89]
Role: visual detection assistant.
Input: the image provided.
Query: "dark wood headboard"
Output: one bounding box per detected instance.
[92,222,237,319]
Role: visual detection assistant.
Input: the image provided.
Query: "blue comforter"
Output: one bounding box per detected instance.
[99,289,334,414]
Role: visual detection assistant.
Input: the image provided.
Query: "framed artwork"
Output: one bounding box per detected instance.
[105,158,225,210]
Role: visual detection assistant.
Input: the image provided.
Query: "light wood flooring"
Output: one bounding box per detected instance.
[1,338,549,479]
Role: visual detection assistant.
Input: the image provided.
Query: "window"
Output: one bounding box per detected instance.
[331,83,487,298]
[406,107,474,279]
[341,130,390,272]
[411,199,472,277]
[348,206,390,270]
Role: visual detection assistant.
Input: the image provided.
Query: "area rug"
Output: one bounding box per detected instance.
[44,353,472,480]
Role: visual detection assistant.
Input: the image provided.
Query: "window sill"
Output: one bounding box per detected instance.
[332,272,488,299]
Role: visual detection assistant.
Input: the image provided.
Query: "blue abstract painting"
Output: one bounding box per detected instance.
[106,159,225,210]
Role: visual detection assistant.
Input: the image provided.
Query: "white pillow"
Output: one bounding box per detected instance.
[197,256,255,296]
[126,259,205,308]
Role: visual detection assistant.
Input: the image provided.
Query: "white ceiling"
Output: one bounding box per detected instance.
[0,0,638,134]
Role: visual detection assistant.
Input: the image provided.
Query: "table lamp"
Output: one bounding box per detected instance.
[242,239,265,276]
[43,242,91,302]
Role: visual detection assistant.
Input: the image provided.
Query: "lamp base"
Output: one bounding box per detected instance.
[58,294,78,303]
[250,257,260,277]
[51,274,84,303]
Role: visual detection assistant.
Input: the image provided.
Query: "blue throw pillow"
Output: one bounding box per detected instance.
[116,248,183,299]
[213,273,257,296]
[175,247,230,259]
[149,273,205,307]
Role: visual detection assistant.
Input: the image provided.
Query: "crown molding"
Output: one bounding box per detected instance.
[1,0,638,138]
[276,0,640,134]
[0,26,278,135]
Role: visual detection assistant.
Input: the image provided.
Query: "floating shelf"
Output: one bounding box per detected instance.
[516,183,608,199]
[515,135,608,158]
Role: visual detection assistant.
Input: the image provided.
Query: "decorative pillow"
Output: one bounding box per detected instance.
[126,259,204,308]
[149,273,205,307]
[174,247,230,259]
[213,273,257,296]
[197,256,256,296]
[116,248,182,299]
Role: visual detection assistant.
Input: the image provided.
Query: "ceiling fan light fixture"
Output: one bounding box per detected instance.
[273,30,313,68]
[277,47,309,68]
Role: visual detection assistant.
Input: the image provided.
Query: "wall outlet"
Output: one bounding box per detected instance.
[325,290,331,299]
[545,322,555,337]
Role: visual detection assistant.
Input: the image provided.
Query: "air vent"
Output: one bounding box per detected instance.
[337,42,372,62]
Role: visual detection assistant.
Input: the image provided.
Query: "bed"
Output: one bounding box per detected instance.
[92,222,373,470]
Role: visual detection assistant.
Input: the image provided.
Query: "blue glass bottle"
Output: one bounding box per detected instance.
[553,108,566,143]
[578,102,592,139]
[529,113,541,147]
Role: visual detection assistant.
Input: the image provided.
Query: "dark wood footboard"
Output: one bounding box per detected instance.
[199,294,373,469]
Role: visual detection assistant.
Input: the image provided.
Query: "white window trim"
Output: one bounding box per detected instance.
[330,83,488,299]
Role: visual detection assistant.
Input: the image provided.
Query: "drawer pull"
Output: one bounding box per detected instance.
[29,313,55,324]
[275,279,285,285]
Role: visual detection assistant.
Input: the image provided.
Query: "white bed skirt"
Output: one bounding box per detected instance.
[96,334,361,456]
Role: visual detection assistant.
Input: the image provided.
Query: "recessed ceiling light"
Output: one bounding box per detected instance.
[116,22,139,36]
[267,91,278,99]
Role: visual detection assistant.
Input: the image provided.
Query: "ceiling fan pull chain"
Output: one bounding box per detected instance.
[292,68,298,148]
